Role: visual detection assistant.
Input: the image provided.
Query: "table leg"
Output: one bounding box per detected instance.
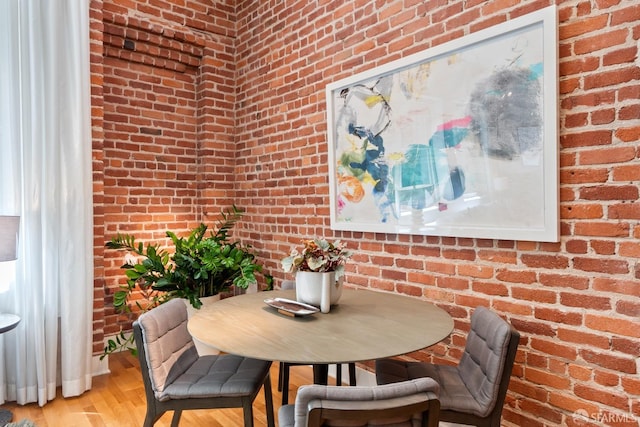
[312,364,329,385]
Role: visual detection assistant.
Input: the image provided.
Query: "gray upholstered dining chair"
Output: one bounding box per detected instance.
[132,298,275,427]
[375,306,519,427]
[278,377,440,427]
[278,280,356,406]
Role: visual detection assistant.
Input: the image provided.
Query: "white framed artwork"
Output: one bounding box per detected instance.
[326,6,559,242]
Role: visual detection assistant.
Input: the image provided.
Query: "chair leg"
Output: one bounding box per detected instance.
[242,400,254,427]
[170,410,182,427]
[349,362,356,386]
[263,374,275,427]
[278,362,285,391]
[143,407,162,427]
[281,363,290,405]
[335,363,357,386]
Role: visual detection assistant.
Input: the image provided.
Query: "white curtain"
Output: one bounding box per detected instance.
[0,0,93,406]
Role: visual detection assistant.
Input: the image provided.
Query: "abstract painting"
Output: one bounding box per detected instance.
[326,6,558,242]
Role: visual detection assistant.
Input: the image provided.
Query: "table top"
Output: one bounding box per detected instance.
[0,313,20,334]
[188,288,453,364]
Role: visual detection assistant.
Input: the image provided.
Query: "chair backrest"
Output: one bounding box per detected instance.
[457,306,520,419]
[294,377,440,427]
[133,298,198,399]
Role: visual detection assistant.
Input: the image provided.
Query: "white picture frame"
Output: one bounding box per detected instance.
[326,6,559,242]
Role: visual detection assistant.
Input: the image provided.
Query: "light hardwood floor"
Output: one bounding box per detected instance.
[2,352,315,427]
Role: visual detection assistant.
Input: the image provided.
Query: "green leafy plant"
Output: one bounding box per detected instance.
[281,238,353,280]
[102,205,272,359]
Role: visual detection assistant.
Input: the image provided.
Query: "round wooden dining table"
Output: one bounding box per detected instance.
[188,288,453,384]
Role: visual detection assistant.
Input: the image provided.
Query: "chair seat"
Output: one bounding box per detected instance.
[375,358,485,416]
[160,354,272,401]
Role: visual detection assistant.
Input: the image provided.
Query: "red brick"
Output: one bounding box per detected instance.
[561,167,610,184]
[615,126,640,143]
[594,370,619,387]
[619,104,640,121]
[525,367,572,389]
[574,29,629,55]
[518,398,563,424]
[437,276,470,291]
[564,240,590,254]
[585,314,640,339]
[495,269,536,284]
[458,263,493,278]
[478,250,517,264]
[492,299,533,316]
[548,391,600,418]
[513,286,557,303]
[613,163,640,181]
[573,257,629,274]
[619,240,640,257]
[616,300,640,317]
[610,3,640,25]
[564,112,589,127]
[521,254,569,269]
[612,336,640,357]
[454,294,490,310]
[510,318,555,337]
[569,363,594,381]
[560,292,611,310]
[622,376,640,396]
[603,47,639,66]
[574,221,630,237]
[471,280,508,296]
[442,248,476,261]
[560,14,608,39]
[593,278,640,297]
[531,338,578,361]
[580,146,638,165]
[583,349,637,376]
[560,130,612,148]
[535,308,582,326]
[574,383,630,411]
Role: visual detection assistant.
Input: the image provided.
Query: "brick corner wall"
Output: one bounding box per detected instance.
[91,1,640,426]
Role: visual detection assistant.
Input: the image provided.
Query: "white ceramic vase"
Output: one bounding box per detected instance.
[295,271,343,313]
[185,295,220,355]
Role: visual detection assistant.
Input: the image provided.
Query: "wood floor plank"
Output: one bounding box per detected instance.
[2,352,316,426]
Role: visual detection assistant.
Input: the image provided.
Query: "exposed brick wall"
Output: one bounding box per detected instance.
[232,1,640,426]
[91,0,237,345]
[90,0,106,355]
[90,0,640,426]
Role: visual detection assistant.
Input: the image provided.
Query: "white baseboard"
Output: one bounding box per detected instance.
[93,331,135,376]
[328,363,376,386]
[92,354,110,376]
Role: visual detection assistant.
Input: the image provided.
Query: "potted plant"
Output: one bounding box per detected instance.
[103,205,272,357]
[281,238,353,313]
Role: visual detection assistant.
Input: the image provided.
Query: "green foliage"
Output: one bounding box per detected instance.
[100,330,136,361]
[103,206,272,358]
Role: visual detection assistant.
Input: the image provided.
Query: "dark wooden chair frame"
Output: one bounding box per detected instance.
[306,390,440,427]
[133,321,275,427]
[438,325,520,427]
